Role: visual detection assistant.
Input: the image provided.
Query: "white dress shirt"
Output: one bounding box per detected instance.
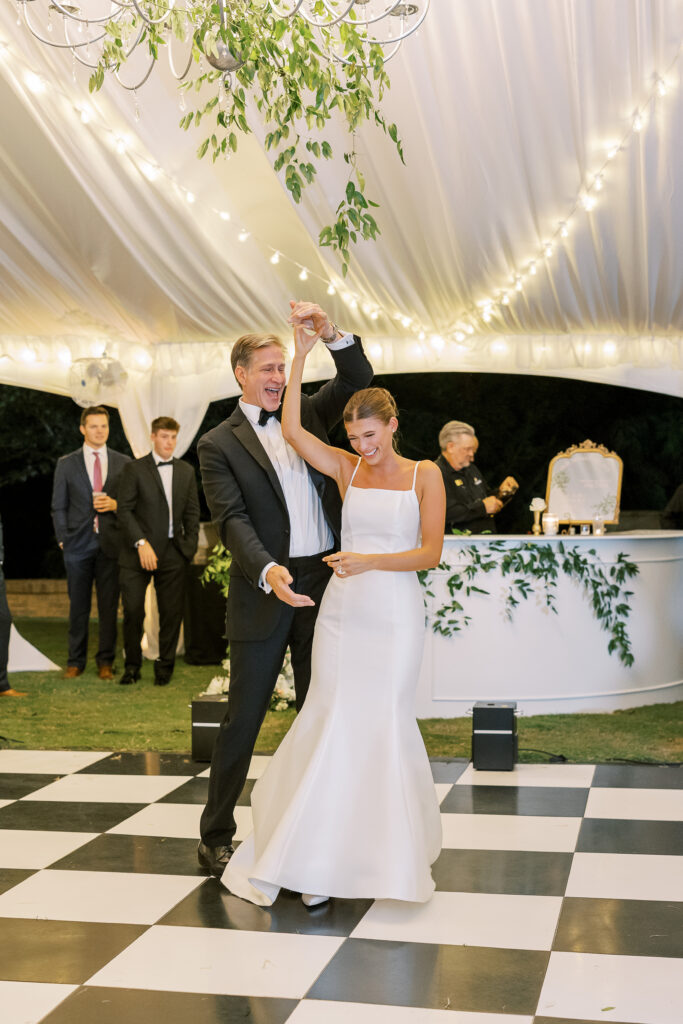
[239,331,354,591]
[155,458,174,538]
[83,444,108,534]
[82,443,108,488]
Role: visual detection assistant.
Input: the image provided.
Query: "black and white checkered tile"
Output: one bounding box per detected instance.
[0,749,681,1024]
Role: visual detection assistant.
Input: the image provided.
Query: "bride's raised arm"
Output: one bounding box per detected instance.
[281,325,352,487]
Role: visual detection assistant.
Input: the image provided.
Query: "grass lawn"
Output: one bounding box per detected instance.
[3,618,682,765]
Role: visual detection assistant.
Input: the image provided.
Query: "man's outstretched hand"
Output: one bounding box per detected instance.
[266,564,315,607]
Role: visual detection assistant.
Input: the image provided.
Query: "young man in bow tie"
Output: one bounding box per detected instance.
[196,299,373,876]
[116,417,200,687]
[51,406,130,679]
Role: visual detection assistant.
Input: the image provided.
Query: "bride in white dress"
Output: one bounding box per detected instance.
[222,320,446,908]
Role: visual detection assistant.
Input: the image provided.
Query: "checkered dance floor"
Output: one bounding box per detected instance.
[0,750,681,1024]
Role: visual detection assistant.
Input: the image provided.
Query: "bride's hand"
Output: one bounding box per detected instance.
[292,323,318,358]
[323,551,372,577]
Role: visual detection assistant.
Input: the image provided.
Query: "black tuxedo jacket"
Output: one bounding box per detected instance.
[198,337,373,641]
[51,447,131,559]
[117,453,200,568]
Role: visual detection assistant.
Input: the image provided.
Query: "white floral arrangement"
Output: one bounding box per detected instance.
[529,497,547,512]
[201,651,296,712]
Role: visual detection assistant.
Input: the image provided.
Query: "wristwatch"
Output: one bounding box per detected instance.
[135,539,146,548]
[321,322,339,342]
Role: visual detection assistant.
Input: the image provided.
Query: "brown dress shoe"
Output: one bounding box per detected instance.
[0,688,28,697]
[63,666,83,679]
[97,664,114,680]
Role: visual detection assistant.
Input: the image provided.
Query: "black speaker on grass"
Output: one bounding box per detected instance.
[471,701,518,770]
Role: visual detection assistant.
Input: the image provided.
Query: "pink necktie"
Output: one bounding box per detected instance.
[93,451,102,532]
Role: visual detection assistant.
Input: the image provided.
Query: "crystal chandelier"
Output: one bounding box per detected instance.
[16,1,430,92]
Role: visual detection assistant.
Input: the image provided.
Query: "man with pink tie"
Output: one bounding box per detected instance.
[51,406,130,679]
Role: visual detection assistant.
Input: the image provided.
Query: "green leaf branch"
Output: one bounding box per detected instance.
[419,541,639,666]
[90,3,404,275]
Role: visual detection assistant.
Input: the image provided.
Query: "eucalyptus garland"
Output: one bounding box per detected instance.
[91,3,402,275]
[418,541,640,667]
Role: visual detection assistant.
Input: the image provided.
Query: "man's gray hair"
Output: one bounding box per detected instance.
[439,420,475,451]
[230,333,286,380]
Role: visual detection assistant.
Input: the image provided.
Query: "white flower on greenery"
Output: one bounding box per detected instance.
[221,658,230,672]
[201,676,230,696]
[275,700,289,711]
[529,497,547,512]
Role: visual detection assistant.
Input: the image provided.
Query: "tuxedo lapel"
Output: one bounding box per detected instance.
[230,408,288,513]
[143,452,167,500]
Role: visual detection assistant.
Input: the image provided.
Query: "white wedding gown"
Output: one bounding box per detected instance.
[222,460,442,906]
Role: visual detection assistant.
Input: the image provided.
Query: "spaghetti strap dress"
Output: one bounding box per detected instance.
[222,459,442,905]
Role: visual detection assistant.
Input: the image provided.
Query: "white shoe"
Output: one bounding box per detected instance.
[301,893,329,908]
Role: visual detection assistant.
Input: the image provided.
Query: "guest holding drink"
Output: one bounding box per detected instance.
[51,407,130,679]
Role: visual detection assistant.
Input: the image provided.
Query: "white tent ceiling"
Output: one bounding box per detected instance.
[0,1,682,452]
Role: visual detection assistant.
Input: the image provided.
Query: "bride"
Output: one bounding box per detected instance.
[222,318,446,908]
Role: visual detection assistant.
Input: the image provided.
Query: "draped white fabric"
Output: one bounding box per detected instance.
[0,0,682,452]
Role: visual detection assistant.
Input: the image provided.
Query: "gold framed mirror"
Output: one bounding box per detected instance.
[545,440,623,524]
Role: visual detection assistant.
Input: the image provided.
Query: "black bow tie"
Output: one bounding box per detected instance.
[258,406,282,427]
[156,461,173,467]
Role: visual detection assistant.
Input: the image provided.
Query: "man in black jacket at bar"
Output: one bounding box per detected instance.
[436,420,504,534]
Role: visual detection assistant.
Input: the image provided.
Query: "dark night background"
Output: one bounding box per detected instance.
[1,373,681,579]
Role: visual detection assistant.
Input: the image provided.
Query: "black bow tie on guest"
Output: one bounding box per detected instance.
[156,461,173,467]
[258,406,282,427]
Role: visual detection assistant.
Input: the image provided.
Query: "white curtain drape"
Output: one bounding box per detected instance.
[0,0,681,444]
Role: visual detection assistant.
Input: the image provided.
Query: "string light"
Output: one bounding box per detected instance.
[442,41,682,334]
[298,266,309,281]
[270,251,280,264]
[1,42,434,341]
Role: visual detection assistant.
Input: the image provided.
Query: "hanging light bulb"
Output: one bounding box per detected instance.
[370,310,379,320]
[270,251,280,264]
[594,173,604,191]
[219,211,231,221]
[559,221,569,238]
[528,261,537,276]
[454,330,465,341]
[581,194,596,211]
[632,112,644,132]
[298,267,309,281]
[326,283,336,295]
[543,243,553,258]
[238,230,250,242]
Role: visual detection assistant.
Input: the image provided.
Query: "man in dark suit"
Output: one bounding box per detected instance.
[51,406,130,679]
[196,300,373,876]
[117,416,200,687]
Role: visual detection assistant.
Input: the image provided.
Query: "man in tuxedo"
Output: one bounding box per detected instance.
[117,416,200,686]
[197,300,373,876]
[51,406,130,679]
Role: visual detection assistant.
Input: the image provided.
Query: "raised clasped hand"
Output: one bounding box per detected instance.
[287,300,332,340]
[322,551,370,578]
[266,564,315,608]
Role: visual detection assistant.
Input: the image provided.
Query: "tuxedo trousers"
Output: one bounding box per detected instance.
[63,540,119,669]
[200,554,333,848]
[119,544,187,677]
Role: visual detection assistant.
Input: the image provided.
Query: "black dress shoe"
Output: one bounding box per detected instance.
[154,674,171,686]
[119,669,140,686]
[197,840,234,877]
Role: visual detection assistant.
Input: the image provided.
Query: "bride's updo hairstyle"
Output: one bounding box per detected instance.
[343,388,400,451]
